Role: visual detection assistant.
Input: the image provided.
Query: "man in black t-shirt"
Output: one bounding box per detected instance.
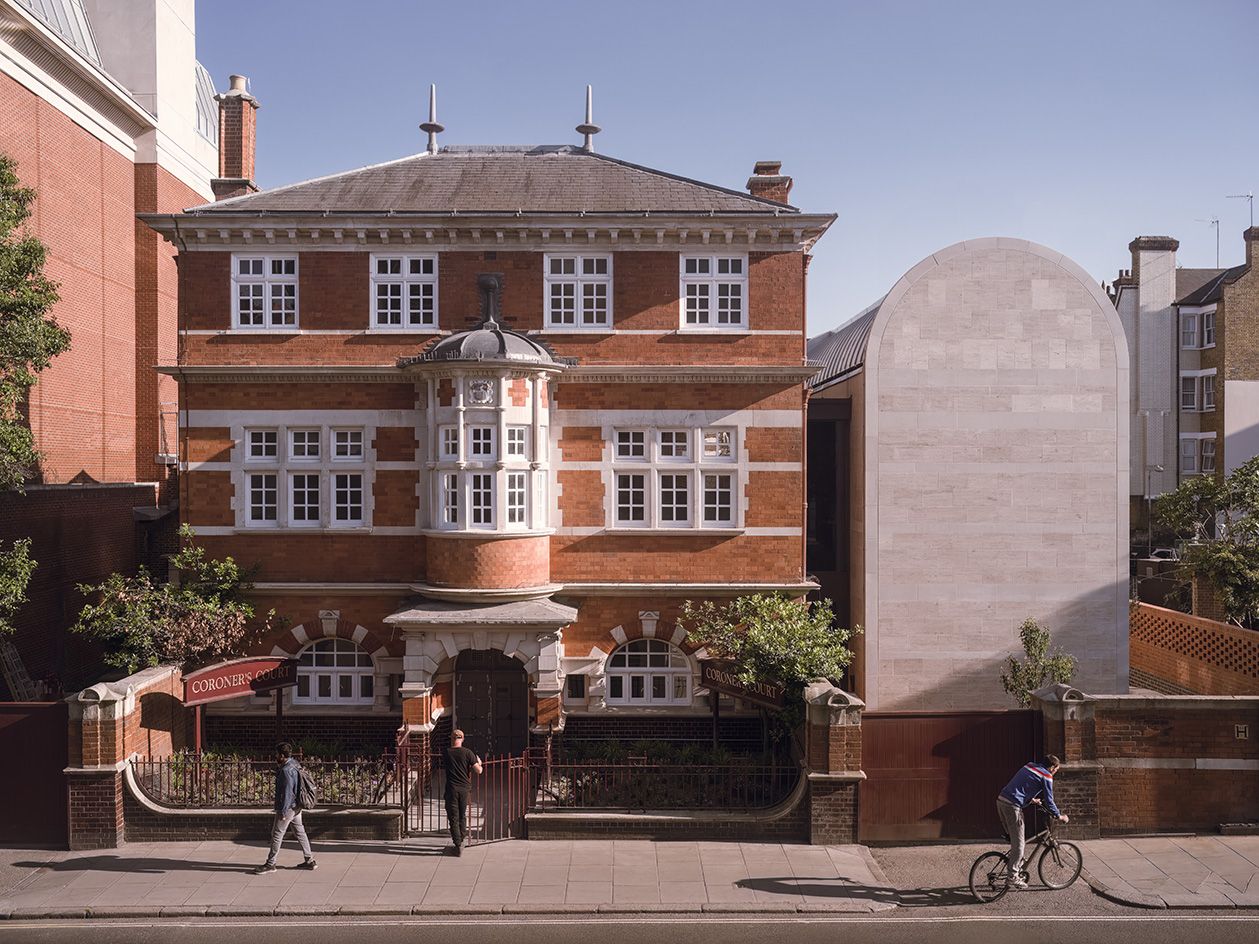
[443,728,482,855]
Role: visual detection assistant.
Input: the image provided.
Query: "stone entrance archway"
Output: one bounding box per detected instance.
[454,649,529,757]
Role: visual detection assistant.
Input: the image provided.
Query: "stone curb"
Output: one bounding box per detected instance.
[1082,875,1168,910]
[0,900,898,919]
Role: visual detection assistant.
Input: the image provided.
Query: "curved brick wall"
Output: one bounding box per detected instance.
[426,534,550,589]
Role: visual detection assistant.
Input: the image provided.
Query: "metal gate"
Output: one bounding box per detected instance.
[401,752,531,842]
[0,701,68,845]
[859,710,1040,842]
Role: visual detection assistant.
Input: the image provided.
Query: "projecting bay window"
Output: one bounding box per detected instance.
[370,254,438,329]
[1182,308,1217,349]
[506,426,528,458]
[544,254,612,329]
[1203,311,1216,346]
[1180,435,1217,476]
[232,254,297,329]
[1181,372,1217,413]
[680,255,747,329]
[441,473,460,525]
[470,426,495,459]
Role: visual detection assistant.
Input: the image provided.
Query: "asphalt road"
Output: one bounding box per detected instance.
[2,916,1259,944]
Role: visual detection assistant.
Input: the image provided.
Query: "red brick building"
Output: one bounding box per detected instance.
[143,119,835,755]
[0,0,233,693]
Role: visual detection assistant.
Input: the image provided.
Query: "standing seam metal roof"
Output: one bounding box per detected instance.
[185,145,802,215]
[14,0,99,65]
[806,297,883,389]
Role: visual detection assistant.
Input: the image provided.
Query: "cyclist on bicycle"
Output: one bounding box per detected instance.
[997,754,1069,888]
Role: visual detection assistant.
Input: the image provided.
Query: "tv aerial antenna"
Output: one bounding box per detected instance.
[1227,191,1254,227]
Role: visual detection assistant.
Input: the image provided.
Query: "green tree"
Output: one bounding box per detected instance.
[0,537,35,637]
[678,593,857,696]
[1000,617,1077,707]
[72,525,281,674]
[0,154,69,491]
[1155,456,1259,627]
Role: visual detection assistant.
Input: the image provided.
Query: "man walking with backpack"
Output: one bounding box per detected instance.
[255,742,318,874]
[443,729,482,856]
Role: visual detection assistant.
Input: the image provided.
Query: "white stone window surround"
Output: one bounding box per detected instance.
[426,373,550,535]
[542,253,613,331]
[1179,432,1217,475]
[607,425,741,531]
[1180,369,1217,413]
[368,253,439,330]
[231,253,298,330]
[237,422,375,530]
[678,254,748,332]
[294,638,375,705]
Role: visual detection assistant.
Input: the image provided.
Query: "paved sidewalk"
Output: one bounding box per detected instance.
[0,839,895,918]
[1080,836,1259,908]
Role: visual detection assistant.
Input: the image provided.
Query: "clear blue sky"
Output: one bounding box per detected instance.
[196,0,1258,335]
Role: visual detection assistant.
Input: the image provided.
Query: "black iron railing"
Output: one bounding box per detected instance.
[131,753,399,808]
[534,762,799,811]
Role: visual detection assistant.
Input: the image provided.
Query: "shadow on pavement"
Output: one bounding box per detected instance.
[12,856,252,874]
[737,875,977,907]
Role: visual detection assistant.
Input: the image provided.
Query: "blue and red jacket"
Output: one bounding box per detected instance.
[999,762,1061,818]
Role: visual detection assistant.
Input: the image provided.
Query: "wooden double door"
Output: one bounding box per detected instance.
[453,649,528,758]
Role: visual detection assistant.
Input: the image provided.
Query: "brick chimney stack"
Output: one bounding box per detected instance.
[212,74,260,201]
[746,161,793,205]
[1245,227,1258,269]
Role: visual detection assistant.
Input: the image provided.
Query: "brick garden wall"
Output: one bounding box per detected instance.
[1130,603,1259,695]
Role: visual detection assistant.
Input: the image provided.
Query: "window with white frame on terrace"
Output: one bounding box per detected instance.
[1181,436,1217,475]
[680,255,746,329]
[544,254,612,329]
[232,254,297,329]
[610,426,738,529]
[1181,309,1217,349]
[294,638,375,705]
[370,254,437,329]
[605,639,691,706]
[1180,373,1217,413]
[241,425,369,529]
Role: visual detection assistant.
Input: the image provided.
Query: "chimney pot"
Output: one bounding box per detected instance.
[229,74,248,93]
[753,160,783,176]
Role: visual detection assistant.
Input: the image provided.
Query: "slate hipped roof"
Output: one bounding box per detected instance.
[185,145,802,215]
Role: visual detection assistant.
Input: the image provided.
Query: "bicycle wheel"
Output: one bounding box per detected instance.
[969,851,1012,903]
[1038,841,1084,889]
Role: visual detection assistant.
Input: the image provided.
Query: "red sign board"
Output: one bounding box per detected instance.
[183,657,299,707]
[699,659,787,711]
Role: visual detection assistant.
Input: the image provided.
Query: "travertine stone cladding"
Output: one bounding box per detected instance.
[867,242,1128,709]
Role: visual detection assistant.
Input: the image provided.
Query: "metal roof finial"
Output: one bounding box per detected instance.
[420,84,444,155]
[576,85,601,152]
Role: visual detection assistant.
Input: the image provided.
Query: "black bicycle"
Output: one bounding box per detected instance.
[969,807,1084,903]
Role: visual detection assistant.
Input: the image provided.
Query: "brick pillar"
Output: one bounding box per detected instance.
[1031,683,1100,839]
[65,681,128,850]
[1192,576,1229,624]
[803,678,865,845]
